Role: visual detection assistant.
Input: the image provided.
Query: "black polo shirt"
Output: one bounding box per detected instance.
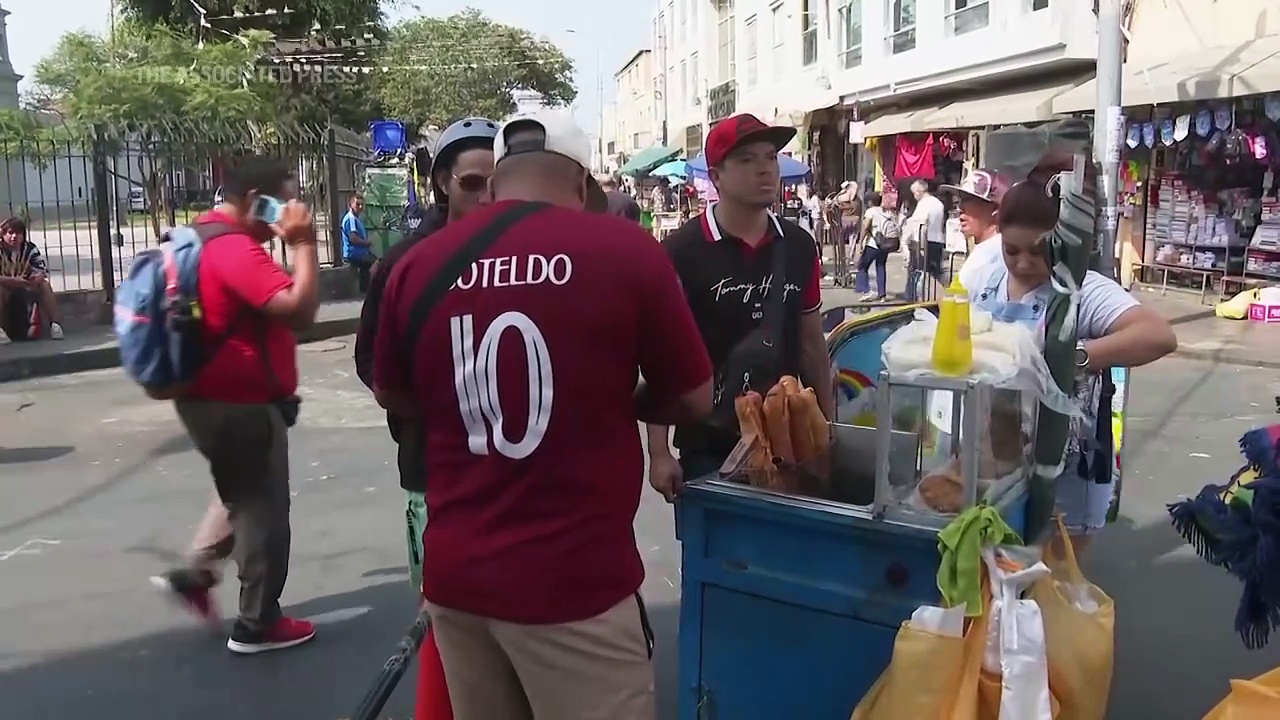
[662,204,822,457]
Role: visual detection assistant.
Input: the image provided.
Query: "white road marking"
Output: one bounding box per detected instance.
[303,606,372,625]
[0,538,61,562]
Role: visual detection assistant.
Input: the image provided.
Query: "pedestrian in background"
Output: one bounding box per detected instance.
[342,193,376,292]
[601,175,642,222]
[835,180,862,249]
[855,191,896,302]
[943,168,1010,290]
[354,116,499,598]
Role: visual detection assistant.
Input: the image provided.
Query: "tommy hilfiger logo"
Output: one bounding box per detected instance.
[710,274,802,303]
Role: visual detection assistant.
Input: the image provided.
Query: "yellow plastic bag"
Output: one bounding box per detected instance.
[851,591,988,720]
[1203,666,1280,719]
[1029,518,1115,720]
[1215,288,1259,319]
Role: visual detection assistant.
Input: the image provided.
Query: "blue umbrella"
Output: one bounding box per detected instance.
[685,153,812,181]
[649,159,689,179]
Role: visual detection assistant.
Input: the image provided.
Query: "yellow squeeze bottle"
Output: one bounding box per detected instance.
[930,276,973,376]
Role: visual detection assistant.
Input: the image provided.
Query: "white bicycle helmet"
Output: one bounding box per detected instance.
[430,117,499,200]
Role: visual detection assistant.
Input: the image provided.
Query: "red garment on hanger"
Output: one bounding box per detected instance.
[894,133,936,179]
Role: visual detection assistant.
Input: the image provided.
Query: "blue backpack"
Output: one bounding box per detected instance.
[114,222,237,399]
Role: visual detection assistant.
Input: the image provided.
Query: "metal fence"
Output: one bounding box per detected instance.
[0,118,370,293]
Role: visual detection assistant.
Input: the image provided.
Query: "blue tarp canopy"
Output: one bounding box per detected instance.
[685,153,811,181]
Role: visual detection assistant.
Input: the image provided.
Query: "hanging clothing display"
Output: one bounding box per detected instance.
[894,133,937,179]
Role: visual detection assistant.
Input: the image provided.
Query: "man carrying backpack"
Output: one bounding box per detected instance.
[855,191,900,302]
[147,156,321,655]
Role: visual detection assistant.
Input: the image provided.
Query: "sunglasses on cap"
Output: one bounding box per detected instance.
[453,173,489,194]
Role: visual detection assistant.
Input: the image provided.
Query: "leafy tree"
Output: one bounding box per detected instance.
[117,0,383,38]
[117,0,387,129]
[0,24,280,238]
[372,10,577,131]
[32,25,276,127]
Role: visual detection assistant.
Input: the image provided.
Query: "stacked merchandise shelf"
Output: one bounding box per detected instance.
[1146,175,1246,279]
[1244,198,1280,280]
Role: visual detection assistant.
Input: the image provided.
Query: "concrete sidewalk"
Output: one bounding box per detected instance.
[0,300,364,383]
[1129,286,1280,369]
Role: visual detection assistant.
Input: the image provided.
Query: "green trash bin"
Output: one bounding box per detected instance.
[363,166,409,256]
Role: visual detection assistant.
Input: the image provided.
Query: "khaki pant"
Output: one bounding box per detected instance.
[189,492,234,583]
[173,399,292,632]
[426,594,656,720]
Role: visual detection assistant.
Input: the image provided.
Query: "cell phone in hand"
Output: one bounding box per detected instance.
[250,195,284,224]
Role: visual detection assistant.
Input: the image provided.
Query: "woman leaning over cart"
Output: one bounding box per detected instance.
[964,156,1178,555]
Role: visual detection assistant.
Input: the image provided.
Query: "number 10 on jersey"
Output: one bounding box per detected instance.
[450,312,554,460]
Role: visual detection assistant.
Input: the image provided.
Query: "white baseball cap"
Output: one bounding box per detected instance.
[495,109,608,213]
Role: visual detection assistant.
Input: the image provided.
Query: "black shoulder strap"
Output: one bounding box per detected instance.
[403,202,550,354]
[761,220,790,341]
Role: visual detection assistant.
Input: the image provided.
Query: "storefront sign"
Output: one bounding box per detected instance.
[707,81,737,124]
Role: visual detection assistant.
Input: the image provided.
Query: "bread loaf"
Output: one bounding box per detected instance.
[778,375,802,397]
[788,393,817,465]
[748,444,780,489]
[799,388,829,451]
[918,457,965,514]
[735,391,766,444]
[762,385,794,463]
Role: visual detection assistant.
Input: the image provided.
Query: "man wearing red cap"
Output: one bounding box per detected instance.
[942,168,1010,290]
[646,113,834,489]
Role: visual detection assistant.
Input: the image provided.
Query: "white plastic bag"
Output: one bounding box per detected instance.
[909,600,967,638]
[881,309,1080,417]
[982,546,1053,720]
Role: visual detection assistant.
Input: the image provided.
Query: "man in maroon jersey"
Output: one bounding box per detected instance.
[373,109,713,720]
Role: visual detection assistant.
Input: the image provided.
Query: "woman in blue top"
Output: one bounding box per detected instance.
[967,157,1178,553]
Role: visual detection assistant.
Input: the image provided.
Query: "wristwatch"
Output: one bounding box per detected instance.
[1075,341,1091,370]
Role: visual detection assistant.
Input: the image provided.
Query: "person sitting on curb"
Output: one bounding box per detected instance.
[0,217,65,344]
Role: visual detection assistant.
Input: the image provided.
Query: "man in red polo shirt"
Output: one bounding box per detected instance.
[374,109,712,719]
[646,114,835,489]
[151,156,320,655]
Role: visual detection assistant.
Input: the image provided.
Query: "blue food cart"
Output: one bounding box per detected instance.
[674,303,1034,719]
[674,126,1121,717]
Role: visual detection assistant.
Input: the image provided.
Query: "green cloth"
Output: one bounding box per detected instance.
[405,490,426,596]
[936,505,1022,616]
[618,144,681,175]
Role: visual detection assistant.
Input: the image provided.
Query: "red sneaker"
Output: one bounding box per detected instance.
[151,573,220,629]
[226,616,316,655]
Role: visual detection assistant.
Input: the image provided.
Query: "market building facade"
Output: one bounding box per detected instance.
[1051,0,1280,291]
[601,49,661,173]
[640,0,1103,194]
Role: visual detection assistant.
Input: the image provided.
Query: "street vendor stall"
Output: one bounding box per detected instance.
[675,302,1038,717]
[674,126,1113,719]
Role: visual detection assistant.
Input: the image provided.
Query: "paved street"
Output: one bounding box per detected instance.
[2,339,1279,719]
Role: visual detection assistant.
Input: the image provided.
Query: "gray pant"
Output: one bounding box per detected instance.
[175,399,292,633]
